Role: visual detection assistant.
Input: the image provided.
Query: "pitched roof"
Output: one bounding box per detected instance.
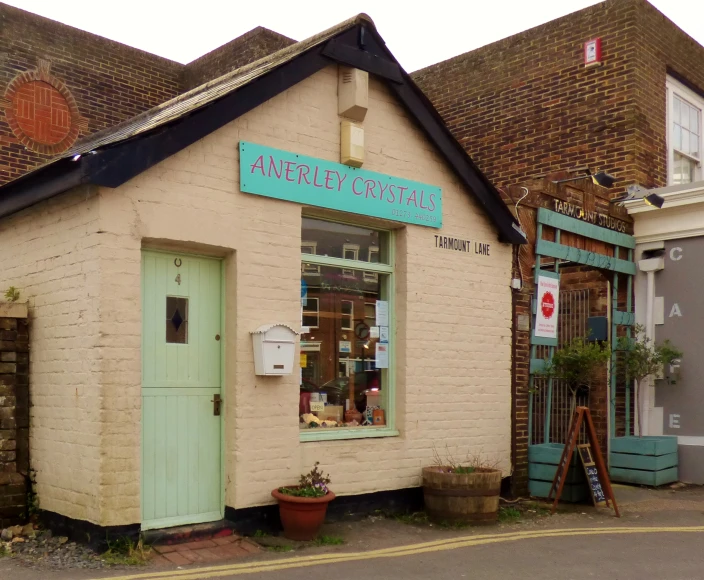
[0,14,526,244]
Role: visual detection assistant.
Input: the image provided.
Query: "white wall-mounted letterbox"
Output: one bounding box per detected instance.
[251,323,299,376]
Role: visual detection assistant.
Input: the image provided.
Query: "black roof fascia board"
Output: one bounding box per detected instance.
[0,159,86,220]
[0,21,525,244]
[322,40,403,83]
[89,49,332,189]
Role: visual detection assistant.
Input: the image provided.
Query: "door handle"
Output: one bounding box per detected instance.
[211,394,222,416]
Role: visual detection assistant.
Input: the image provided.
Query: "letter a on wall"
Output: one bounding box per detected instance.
[535,275,560,338]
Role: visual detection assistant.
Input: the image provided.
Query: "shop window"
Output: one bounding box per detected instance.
[302,297,319,329]
[667,77,703,185]
[299,218,393,437]
[301,242,320,275]
[166,296,188,344]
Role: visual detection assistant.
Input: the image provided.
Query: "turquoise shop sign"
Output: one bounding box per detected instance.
[239,142,442,228]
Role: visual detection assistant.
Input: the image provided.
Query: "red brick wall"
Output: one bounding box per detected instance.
[183,27,295,90]
[0,4,293,185]
[412,0,704,192]
[0,3,183,184]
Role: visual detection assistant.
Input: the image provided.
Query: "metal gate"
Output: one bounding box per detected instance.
[530,288,591,445]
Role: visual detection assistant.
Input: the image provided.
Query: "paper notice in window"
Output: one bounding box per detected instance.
[376,300,389,326]
[310,401,325,413]
[379,326,389,343]
[370,326,380,339]
[375,343,389,369]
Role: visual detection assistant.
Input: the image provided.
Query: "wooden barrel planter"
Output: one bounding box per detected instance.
[422,466,501,525]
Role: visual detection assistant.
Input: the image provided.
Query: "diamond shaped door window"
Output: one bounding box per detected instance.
[166,297,188,344]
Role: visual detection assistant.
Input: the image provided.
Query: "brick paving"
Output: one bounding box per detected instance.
[151,534,260,566]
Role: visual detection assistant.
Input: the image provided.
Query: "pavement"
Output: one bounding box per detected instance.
[2,483,704,580]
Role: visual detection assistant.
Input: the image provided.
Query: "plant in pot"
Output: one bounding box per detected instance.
[536,335,611,417]
[617,325,682,437]
[271,462,335,541]
[422,448,502,525]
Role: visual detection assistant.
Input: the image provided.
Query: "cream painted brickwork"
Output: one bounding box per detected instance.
[0,187,102,523]
[0,64,513,526]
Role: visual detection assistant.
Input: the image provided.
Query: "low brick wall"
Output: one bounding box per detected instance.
[0,302,29,527]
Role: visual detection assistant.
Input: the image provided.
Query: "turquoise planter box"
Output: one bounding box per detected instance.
[609,436,679,487]
[529,443,588,503]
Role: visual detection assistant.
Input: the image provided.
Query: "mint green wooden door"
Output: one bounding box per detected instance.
[141,251,222,530]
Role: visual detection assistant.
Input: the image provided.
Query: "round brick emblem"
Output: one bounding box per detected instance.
[1,61,86,155]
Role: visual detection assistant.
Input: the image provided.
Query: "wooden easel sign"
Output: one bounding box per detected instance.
[547,406,620,517]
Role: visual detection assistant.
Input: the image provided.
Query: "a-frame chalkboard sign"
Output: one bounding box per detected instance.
[548,406,620,516]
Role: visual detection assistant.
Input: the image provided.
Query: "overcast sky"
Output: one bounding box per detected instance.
[5,0,704,72]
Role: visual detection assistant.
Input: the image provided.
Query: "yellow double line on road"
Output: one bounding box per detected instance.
[102,526,704,580]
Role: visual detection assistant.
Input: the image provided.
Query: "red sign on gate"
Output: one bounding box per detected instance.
[535,276,559,338]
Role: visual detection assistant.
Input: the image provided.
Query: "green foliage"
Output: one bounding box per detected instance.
[279,462,331,498]
[393,511,429,525]
[3,286,20,302]
[311,535,344,546]
[267,545,294,552]
[452,466,476,475]
[0,543,8,558]
[253,529,269,538]
[101,537,150,566]
[498,506,522,523]
[538,336,611,391]
[617,325,683,384]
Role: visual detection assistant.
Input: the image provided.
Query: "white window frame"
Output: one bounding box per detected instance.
[302,297,319,329]
[299,218,397,441]
[342,243,359,277]
[301,241,320,275]
[667,77,704,185]
[340,299,354,330]
[364,246,380,283]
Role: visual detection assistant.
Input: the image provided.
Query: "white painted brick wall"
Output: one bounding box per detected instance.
[0,65,513,525]
[0,186,103,523]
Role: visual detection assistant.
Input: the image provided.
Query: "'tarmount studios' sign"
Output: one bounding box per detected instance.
[552,199,628,233]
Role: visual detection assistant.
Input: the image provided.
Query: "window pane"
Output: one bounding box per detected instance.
[692,107,700,135]
[673,125,682,151]
[681,100,691,130]
[674,97,681,124]
[301,218,389,263]
[299,265,388,429]
[691,133,699,159]
[302,298,319,328]
[166,297,188,344]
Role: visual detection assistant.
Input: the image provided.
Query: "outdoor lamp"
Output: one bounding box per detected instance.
[643,193,665,208]
[610,184,665,208]
[552,170,616,188]
[590,171,617,188]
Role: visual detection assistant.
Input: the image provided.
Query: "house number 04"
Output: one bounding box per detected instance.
[174,258,182,285]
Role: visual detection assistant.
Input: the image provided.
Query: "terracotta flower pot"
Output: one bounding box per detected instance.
[271,488,336,541]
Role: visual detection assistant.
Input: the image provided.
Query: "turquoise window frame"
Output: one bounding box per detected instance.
[299,220,398,442]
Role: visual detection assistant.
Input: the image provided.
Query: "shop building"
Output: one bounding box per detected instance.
[624,183,704,483]
[0,15,524,533]
[412,0,704,493]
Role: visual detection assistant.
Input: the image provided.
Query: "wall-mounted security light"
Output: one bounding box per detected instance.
[610,184,665,208]
[643,193,665,209]
[552,170,616,188]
